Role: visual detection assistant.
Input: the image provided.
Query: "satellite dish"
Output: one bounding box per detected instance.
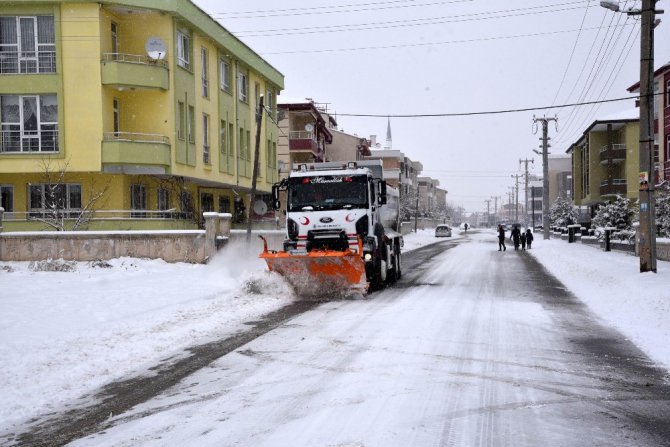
[304,123,314,132]
[253,200,268,216]
[145,37,167,60]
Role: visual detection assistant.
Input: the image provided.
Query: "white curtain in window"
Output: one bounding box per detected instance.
[0,17,17,45]
[19,18,36,55]
[37,16,54,44]
[1,95,20,122]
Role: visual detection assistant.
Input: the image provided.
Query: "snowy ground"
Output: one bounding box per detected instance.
[0,228,669,435]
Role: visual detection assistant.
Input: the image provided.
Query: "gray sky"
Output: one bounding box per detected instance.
[193,0,669,213]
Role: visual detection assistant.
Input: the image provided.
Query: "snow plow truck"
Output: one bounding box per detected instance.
[259,160,403,297]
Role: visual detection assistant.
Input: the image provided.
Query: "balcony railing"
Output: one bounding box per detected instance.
[102,53,167,67]
[288,131,315,141]
[1,129,59,153]
[600,178,627,196]
[599,143,627,164]
[288,130,318,152]
[103,132,170,145]
[0,50,56,74]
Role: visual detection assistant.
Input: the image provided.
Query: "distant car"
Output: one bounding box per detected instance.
[435,225,452,237]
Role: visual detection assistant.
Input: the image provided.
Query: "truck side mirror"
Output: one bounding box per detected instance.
[271,184,280,210]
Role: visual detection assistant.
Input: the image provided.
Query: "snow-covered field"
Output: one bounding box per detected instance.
[0,228,668,435]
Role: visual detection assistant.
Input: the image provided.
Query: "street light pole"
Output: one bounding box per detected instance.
[601,0,662,273]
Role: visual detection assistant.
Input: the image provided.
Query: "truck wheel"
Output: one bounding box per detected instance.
[370,225,387,290]
[387,245,401,284]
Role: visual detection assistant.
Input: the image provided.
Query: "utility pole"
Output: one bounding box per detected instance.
[484,199,492,227]
[600,0,662,272]
[519,158,534,227]
[533,115,557,240]
[491,196,500,225]
[511,174,521,223]
[246,94,264,241]
[635,0,660,272]
[507,189,514,222]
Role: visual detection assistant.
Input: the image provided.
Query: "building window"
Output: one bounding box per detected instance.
[113,98,120,134]
[29,183,81,218]
[180,190,193,219]
[202,113,210,164]
[238,70,248,103]
[265,88,275,119]
[0,16,55,74]
[177,101,185,140]
[1,94,58,153]
[176,29,190,70]
[220,120,227,154]
[188,105,195,143]
[667,134,670,161]
[220,58,231,92]
[201,193,214,212]
[218,196,230,213]
[1,184,14,213]
[667,80,670,107]
[130,184,146,218]
[157,187,170,217]
[111,22,118,55]
[201,47,209,98]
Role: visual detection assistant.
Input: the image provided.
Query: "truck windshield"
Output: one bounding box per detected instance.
[287,175,368,211]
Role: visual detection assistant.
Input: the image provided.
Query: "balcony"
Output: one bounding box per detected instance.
[0,50,56,74]
[1,128,58,153]
[101,53,169,90]
[600,179,627,196]
[599,143,627,164]
[288,130,318,153]
[102,132,171,174]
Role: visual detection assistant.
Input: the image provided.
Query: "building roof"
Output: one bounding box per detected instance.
[626,60,670,92]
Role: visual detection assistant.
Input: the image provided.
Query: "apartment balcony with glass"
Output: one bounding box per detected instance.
[1,94,58,153]
[0,16,56,74]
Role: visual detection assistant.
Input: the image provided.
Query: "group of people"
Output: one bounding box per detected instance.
[497,224,533,251]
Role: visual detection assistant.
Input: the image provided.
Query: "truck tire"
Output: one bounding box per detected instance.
[386,242,401,284]
[369,225,387,290]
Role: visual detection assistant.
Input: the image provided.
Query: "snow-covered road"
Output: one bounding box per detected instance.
[63,233,670,447]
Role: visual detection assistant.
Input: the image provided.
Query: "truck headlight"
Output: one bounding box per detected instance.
[364,253,372,261]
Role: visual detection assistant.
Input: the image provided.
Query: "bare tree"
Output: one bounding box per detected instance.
[33,158,110,231]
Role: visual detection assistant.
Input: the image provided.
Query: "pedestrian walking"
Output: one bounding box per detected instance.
[525,229,534,249]
[520,231,526,250]
[497,224,506,251]
[510,225,521,251]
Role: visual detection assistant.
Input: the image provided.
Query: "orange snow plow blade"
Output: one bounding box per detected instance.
[259,236,368,298]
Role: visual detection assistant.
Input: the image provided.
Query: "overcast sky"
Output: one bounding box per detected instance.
[193,0,669,213]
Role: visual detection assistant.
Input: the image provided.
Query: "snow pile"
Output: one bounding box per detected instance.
[0,241,293,430]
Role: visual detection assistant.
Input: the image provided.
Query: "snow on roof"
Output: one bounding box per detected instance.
[593,107,639,123]
[277,95,312,105]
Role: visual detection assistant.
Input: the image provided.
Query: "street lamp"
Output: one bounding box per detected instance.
[601,0,663,272]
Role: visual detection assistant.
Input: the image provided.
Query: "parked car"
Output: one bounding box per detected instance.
[435,225,452,237]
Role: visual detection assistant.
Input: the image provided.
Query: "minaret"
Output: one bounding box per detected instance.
[385,116,392,149]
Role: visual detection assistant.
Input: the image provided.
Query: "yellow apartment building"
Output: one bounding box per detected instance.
[568,109,640,211]
[0,0,283,231]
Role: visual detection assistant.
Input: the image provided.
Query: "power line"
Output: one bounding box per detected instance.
[261,23,634,55]
[549,0,593,110]
[232,2,591,37]
[207,0,474,19]
[335,93,651,118]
